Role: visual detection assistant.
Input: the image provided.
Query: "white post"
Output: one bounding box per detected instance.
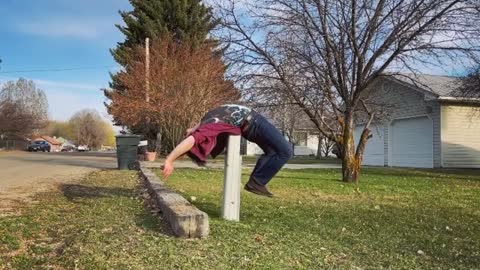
[222,135,242,221]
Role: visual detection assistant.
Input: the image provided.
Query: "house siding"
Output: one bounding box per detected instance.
[432,103,442,168]
[371,80,442,167]
[383,127,389,166]
[440,103,480,168]
[379,80,435,119]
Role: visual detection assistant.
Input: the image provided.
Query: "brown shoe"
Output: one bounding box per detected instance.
[244,178,273,197]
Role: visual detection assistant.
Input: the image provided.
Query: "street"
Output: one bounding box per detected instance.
[0,151,116,214]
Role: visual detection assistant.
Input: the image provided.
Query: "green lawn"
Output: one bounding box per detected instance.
[206,155,341,164]
[1,168,479,269]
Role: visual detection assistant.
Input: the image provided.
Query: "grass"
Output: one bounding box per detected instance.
[203,155,341,165]
[0,168,479,269]
[243,155,341,164]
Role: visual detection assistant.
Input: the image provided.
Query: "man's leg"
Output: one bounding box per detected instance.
[249,145,274,182]
[244,114,292,196]
[244,145,277,197]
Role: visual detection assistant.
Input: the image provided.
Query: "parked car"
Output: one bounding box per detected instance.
[28,141,51,152]
[77,145,89,152]
[61,145,76,152]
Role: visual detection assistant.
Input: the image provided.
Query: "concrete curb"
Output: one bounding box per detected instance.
[139,166,209,238]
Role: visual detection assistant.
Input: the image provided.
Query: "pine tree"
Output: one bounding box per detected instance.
[106,0,221,152]
[111,0,218,66]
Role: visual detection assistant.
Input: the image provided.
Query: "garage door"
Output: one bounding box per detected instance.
[391,117,433,168]
[354,125,385,166]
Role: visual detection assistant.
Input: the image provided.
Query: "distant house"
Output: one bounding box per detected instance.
[356,74,480,168]
[0,134,30,151]
[243,112,327,157]
[55,137,75,148]
[32,136,62,152]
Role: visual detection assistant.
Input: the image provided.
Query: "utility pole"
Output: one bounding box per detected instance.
[145,37,150,102]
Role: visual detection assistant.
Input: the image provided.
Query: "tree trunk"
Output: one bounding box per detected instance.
[155,130,162,154]
[316,134,323,159]
[341,114,360,183]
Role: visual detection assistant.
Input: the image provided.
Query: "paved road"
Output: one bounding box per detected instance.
[0,151,117,213]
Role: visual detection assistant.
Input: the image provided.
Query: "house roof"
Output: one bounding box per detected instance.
[34,136,62,145]
[389,74,459,97]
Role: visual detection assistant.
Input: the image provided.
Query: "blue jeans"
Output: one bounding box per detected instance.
[243,112,293,185]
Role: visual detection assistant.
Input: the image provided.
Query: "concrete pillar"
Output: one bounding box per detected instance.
[222,135,242,221]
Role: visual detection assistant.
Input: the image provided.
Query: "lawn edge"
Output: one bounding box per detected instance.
[139,166,209,238]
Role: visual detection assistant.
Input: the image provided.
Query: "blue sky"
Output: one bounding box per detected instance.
[0,0,131,124]
[0,0,469,127]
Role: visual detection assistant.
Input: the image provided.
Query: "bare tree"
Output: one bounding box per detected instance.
[321,136,336,157]
[0,78,49,137]
[213,0,480,182]
[107,36,239,153]
[455,67,480,98]
[69,109,108,149]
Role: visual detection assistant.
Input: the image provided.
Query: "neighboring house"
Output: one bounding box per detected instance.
[55,137,76,149]
[32,136,62,152]
[291,128,322,156]
[0,134,30,150]
[244,133,321,156]
[243,114,325,156]
[357,74,480,168]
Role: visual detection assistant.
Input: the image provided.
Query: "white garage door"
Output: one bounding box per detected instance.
[354,125,385,166]
[391,117,433,168]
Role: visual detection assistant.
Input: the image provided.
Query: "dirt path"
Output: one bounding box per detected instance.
[0,151,116,215]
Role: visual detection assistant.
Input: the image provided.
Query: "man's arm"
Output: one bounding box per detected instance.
[185,123,200,136]
[161,135,195,181]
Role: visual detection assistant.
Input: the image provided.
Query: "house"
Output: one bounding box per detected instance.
[356,74,480,168]
[55,137,76,149]
[0,134,30,150]
[243,111,328,156]
[32,136,62,152]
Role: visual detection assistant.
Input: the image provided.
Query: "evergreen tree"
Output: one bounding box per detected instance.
[106,0,221,153]
[111,0,218,66]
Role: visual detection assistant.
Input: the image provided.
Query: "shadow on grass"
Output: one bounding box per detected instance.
[273,175,342,182]
[134,207,174,237]
[191,201,222,219]
[59,184,132,202]
[59,183,174,236]
[363,167,480,181]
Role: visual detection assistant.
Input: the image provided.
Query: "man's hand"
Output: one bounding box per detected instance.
[160,136,195,181]
[185,128,194,137]
[185,123,200,137]
[161,160,174,181]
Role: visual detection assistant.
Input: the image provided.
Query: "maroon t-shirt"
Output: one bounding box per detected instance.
[187,122,241,165]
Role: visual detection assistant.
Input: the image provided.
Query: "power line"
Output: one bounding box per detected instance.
[0,65,120,74]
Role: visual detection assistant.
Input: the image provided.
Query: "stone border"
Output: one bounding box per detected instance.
[139,166,209,238]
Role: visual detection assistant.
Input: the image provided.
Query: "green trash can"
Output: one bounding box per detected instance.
[115,135,141,170]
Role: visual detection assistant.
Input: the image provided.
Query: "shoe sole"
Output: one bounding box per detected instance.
[244,184,273,198]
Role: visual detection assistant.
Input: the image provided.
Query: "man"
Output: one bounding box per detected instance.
[161,104,292,197]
